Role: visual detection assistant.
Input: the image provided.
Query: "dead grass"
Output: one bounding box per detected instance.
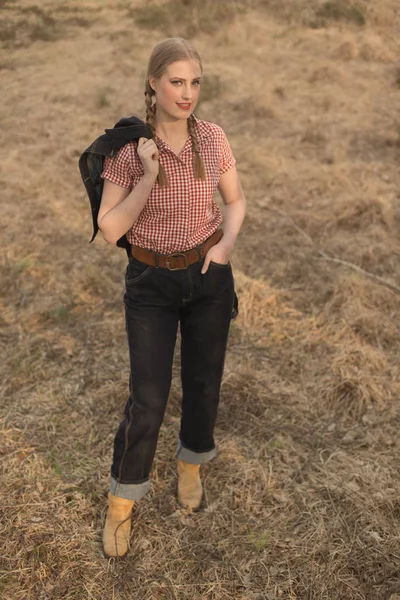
[312,1,366,27]
[131,0,243,38]
[1,0,400,598]
[0,3,94,48]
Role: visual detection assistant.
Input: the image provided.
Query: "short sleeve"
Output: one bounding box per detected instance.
[219,130,236,174]
[101,143,134,188]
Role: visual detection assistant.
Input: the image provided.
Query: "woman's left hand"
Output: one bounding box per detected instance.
[201,239,234,274]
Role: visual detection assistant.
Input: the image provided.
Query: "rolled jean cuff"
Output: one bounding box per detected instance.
[176,440,217,464]
[110,475,150,501]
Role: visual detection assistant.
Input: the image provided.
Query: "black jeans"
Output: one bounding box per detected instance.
[110,250,235,501]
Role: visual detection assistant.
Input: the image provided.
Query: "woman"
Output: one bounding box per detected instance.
[98,37,246,558]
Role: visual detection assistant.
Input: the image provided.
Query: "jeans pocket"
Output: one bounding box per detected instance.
[209,260,231,269]
[125,257,153,285]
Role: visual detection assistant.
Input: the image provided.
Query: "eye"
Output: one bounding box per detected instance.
[171,80,182,85]
[193,81,201,86]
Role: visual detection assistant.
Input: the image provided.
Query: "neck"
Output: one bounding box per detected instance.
[154,107,190,141]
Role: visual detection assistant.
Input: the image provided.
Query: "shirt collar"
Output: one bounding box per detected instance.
[189,114,213,149]
[143,115,212,153]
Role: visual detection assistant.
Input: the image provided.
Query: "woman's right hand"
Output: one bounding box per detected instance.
[137,137,159,179]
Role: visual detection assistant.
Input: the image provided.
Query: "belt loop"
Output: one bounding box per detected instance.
[154,252,159,268]
[195,245,202,261]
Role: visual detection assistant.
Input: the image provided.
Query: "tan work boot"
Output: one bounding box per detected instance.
[102,492,134,558]
[177,459,203,510]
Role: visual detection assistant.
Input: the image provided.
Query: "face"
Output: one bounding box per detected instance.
[149,59,202,121]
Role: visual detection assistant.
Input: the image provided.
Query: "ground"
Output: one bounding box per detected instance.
[1,1,400,599]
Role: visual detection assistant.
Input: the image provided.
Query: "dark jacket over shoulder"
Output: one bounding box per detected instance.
[78,116,152,253]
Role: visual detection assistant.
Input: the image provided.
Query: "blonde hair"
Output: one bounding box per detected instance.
[144,38,207,187]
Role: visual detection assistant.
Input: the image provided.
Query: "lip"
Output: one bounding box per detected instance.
[177,103,191,110]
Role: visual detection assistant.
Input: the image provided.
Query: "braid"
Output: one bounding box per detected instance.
[188,114,207,181]
[144,88,168,187]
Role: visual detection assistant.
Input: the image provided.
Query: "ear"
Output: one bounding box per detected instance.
[148,77,157,93]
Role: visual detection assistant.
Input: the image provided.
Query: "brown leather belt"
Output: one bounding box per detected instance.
[131,229,223,270]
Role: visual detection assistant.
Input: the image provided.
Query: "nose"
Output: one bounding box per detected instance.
[182,84,192,100]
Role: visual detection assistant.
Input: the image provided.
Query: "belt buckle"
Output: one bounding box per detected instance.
[165,252,189,271]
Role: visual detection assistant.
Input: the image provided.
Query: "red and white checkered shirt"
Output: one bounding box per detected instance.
[101,115,236,254]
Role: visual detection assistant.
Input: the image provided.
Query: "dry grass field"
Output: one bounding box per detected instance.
[1,0,400,598]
